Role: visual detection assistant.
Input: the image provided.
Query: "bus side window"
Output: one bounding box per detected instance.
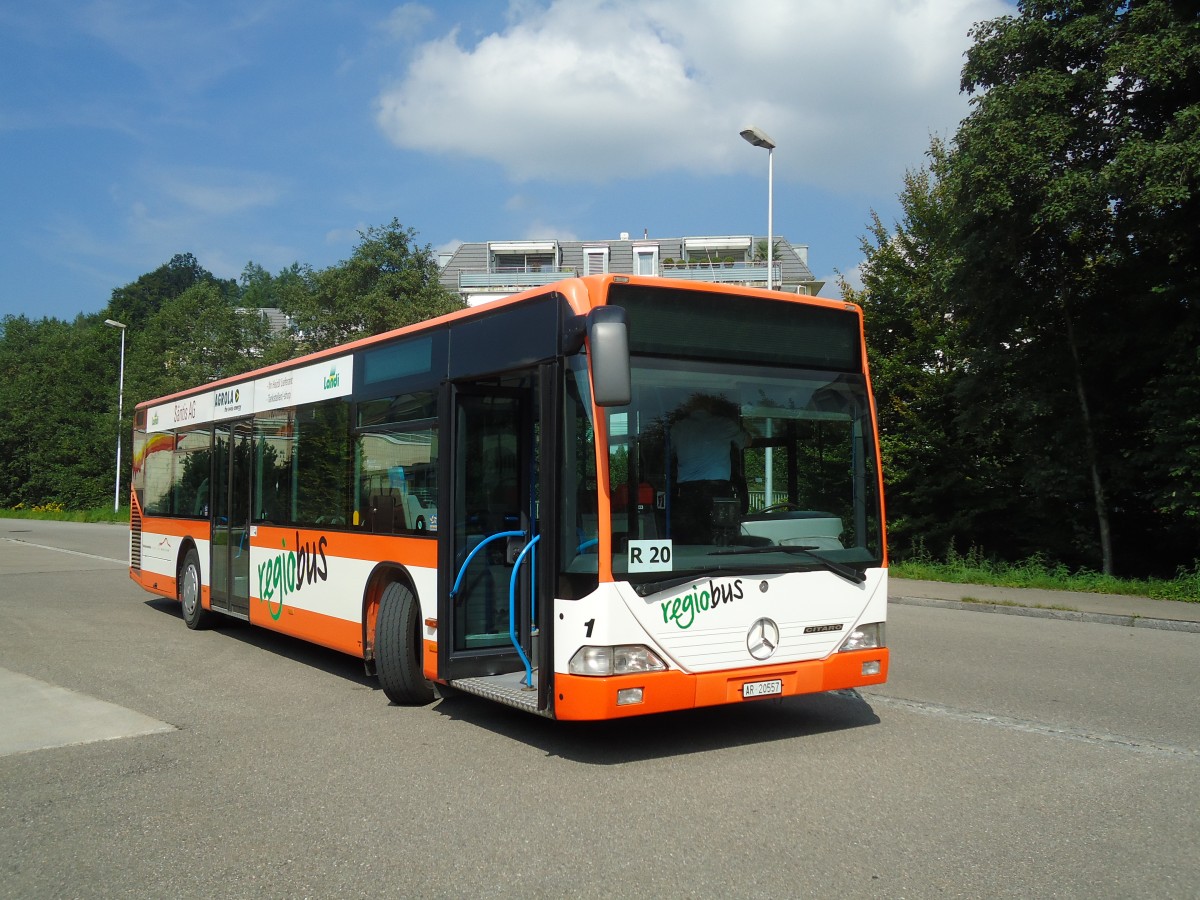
[356,427,438,535]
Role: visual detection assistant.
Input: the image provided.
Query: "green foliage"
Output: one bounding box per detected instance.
[126,282,274,403]
[279,218,465,352]
[858,0,1200,579]
[751,239,784,263]
[108,252,235,330]
[238,261,303,309]
[1,220,461,512]
[1,505,128,523]
[845,139,977,558]
[892,538,1199,602]
[0,314,118,508]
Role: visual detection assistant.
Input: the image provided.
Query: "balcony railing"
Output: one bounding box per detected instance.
[658,261,781,284]
[456,262,797,291]
[459,266,577,290]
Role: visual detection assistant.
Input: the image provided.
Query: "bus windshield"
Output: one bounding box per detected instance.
[605,356,882,585]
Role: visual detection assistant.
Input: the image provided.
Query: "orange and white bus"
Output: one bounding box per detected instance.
[129,275,888,719]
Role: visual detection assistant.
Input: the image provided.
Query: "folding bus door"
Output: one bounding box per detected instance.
[438,378,546,698]
[210,419,252,618]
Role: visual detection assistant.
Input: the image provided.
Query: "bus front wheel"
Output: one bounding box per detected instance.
[376,581,434,705]
[179,549,212,630]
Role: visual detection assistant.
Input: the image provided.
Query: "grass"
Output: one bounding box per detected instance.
[1,505,129,524]
[959,595,1078,612]
[892,545,1200,603]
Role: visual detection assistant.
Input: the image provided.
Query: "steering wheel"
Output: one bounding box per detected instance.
[758,502,804,515]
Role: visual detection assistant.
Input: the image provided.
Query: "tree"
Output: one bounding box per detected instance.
[947,0,1200,574]
[844,139,1012,556]
[1108,0,1200,537]
[852,1,1199,575]
[108,253,235,330]
[0,314,118,508]
[0,227,462,512]
[280,219,464,351]
[127,281,275,404]
[239,262,306,310]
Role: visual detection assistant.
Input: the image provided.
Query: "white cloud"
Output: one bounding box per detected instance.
[375,0,1008,193]
[149,166,286,216]
[76,0,278,95]
[520,221,578,242]
[382,3,435,42]
[823,263,864,297]
[435,238,464,257]
[325,225,370,247]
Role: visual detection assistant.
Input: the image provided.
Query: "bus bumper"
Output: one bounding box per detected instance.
[552,647,889,721]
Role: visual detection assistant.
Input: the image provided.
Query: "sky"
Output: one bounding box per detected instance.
[0,0,1012,322]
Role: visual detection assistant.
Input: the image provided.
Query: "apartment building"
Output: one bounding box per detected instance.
[438,233,824,306]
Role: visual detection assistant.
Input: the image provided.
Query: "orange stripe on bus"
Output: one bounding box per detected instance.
[249,525,439,569]
[137,517,207,539]
[423,640,438,680]
[248,600,363,657]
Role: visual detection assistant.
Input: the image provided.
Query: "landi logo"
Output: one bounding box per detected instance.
[323,367,340,390]
[151,411,159,426]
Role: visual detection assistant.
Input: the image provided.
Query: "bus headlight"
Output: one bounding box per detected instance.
[569,645,667,676]
[838,622,885,652]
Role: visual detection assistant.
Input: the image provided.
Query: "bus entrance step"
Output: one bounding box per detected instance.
[451,671,549,717]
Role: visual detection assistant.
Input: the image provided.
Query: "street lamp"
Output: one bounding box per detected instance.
[740,127,778,508]
[739,126,776,291]
[104,319,127,512]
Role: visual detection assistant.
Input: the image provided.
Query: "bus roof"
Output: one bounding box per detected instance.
[135,274,854,411]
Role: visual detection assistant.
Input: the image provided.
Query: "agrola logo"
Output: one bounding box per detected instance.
[215,386,241,408]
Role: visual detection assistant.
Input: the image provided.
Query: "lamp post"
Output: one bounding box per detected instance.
[740,126,776,291]
[104,319,127,512]
[740,127,779,507]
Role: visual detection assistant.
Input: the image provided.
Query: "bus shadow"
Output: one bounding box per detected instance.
[144,597,880,760]
[142,598,377,687]
[430,689,881,765]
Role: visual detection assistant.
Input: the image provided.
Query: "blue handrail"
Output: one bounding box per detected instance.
[449,530,524,599]
[508,533,541,687]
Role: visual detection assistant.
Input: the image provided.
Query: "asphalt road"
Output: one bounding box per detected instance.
[2,520,1197,898]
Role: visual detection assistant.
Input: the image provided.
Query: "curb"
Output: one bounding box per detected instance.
[889,594,1200,634]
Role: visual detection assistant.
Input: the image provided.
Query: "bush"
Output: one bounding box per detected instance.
[892,538,1199,602]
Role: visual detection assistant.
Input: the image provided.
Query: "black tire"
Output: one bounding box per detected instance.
[376,581,434,705]
[179,548,212,630]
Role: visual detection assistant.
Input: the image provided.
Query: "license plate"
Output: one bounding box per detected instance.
[742,679,783,699]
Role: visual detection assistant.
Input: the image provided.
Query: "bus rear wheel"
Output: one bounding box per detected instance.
[179,548,212,630]
[376,581,434,705]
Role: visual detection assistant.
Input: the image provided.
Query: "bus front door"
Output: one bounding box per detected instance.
[210,419,251,619]
[439,382,540,686]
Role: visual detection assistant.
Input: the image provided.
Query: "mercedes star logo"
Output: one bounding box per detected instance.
[747,617,780,660]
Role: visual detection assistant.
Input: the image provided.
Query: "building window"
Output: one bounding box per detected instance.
[584,247,609,276]
[633,245,659,276]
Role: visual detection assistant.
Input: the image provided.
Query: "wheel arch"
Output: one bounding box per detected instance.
[361,562,423,674]
[176,537,200,596]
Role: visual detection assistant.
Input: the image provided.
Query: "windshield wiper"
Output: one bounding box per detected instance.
[708,545,866,585]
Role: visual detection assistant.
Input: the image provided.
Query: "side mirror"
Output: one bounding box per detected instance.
[587,306,631,407]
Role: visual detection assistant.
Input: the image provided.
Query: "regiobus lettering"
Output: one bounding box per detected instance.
[660,579,744,630]
[257,533,329,619]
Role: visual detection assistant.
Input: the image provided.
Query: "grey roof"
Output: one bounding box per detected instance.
[438,234,823,303]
